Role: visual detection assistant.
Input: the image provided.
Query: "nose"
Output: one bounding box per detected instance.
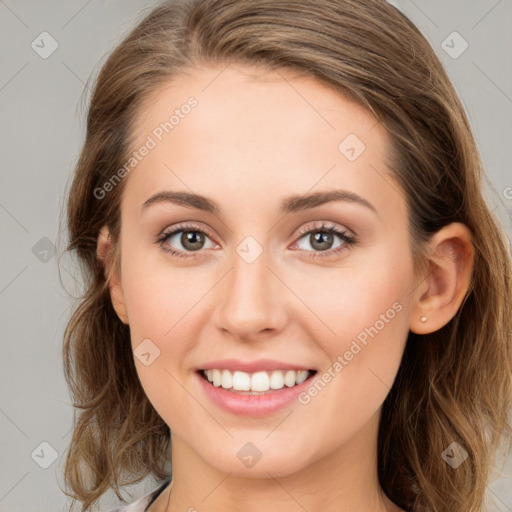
[213,244,287,342]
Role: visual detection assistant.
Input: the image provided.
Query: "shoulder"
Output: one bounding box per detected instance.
[106,479,172,512]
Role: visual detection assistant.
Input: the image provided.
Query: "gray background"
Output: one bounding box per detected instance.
[0,1,511,511]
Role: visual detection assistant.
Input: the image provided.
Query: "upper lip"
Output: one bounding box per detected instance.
[197,358,316,373]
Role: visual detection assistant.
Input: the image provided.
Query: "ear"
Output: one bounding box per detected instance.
[96,225,129,325]
[409,222,474,334]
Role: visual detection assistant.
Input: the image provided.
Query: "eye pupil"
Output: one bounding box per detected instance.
[182,230,204,251]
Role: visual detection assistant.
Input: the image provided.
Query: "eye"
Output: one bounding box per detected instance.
[292,221,357,259]
[156,221,357,260]
[156,222,217,259]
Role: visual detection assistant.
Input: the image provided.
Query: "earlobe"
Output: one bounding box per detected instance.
[409,222,474,335]
[96,226,129,325]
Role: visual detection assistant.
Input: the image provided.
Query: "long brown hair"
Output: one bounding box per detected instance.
[61,1,512,510]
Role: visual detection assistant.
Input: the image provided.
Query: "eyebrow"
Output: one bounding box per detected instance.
[141,189,378,216]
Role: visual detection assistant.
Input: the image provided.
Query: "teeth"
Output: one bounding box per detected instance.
[233,371,251,391]
[203,369,312,392]
[251,371,270,392]
[269,370,284,389]
[284,370,296,387]
[221,369,232,389]
[296,370,309,384]
[212,369,222,387]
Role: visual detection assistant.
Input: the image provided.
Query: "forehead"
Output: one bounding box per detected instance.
[134,65,383,147]
[123,65,404,220]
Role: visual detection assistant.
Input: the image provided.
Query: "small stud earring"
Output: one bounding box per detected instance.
[420,316,427,323]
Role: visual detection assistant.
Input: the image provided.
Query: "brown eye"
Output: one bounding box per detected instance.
[179,230,206,251]
[308,231,335,251]
[157,223,217,258]
[292,222,357,260]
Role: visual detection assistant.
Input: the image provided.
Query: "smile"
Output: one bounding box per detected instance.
[195,366,318,416]
[199,368,316,394]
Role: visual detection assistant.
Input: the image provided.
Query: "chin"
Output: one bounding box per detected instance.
[197,440,316,479]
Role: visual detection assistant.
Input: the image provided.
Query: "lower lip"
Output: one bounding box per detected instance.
[196,371,315,416]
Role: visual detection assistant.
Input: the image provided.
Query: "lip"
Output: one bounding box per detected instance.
[195,368,317,416]
[197,358,315,373]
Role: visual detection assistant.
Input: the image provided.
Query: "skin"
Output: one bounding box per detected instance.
[97,65,474,512]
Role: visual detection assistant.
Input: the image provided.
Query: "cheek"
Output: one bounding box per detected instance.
[121,240,200,342]
[293,245,413,353]
[119,245,214,407]
[294,246,412,398]
[120,255,199,421]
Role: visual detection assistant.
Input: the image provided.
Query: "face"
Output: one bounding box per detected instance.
[110,65,418,478]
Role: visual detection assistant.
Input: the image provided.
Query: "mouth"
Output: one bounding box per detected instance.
[197,368,318,395]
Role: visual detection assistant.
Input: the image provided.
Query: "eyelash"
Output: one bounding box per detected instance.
[156,221,357,260]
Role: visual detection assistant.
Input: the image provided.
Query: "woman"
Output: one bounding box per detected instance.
[61,0,512,511]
